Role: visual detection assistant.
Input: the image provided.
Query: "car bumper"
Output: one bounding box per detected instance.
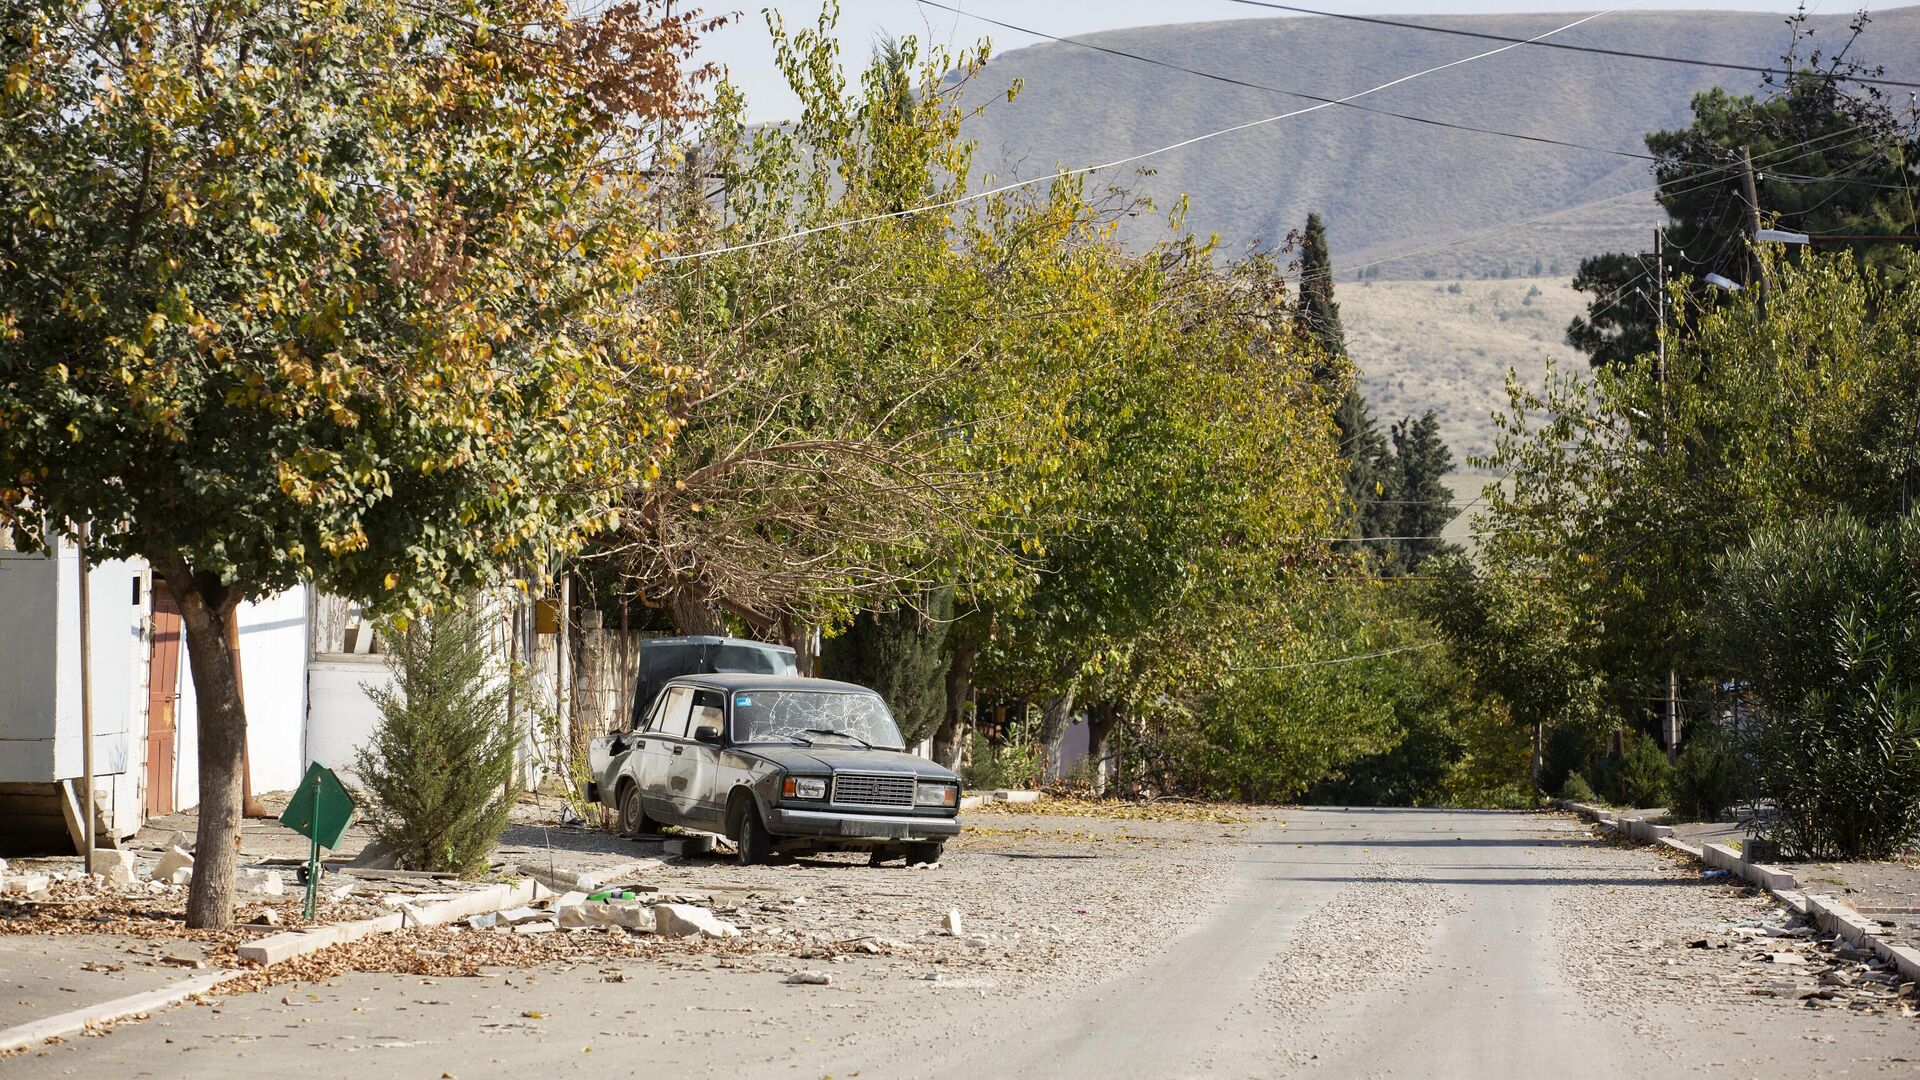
[767,807,961,841]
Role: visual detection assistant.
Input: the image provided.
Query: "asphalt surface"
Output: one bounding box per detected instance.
[9,808,1917,1078]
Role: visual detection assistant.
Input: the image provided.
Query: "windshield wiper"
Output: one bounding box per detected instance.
[802,727,872,749]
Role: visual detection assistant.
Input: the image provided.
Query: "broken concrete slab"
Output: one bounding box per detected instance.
[152,845,193,882]
[234,868,285,896]
[663,836,716,858]
[89,848,135,887]
[654,903,739,939]
[516,859,662,894]
[558,900,655,931]
[3,873,51,896]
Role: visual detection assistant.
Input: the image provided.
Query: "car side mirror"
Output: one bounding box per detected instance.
[693,725,723,745]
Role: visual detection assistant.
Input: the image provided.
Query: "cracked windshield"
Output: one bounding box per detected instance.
[732,690,904,749]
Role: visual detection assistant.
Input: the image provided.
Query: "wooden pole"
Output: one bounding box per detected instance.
[76,523,96,858]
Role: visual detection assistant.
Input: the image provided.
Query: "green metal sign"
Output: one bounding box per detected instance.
[281,762,355,848]
[280,762,356,919]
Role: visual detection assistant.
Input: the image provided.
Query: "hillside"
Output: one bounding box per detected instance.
[957,8,1920,280]
[1341,275,1586,465]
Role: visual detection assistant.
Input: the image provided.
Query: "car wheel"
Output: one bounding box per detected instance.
[618,783,655,838]
[904,842,944,866]
[736,802,775,866]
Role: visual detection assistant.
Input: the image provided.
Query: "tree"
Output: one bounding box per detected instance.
[1709,512,1920,858]
[820,590,953,746]
[1384,411,1460,572]
[1453,251,1920,793]
[355,607,522,876]
[1295,211,1346,378]
[0,0,708,926]
[1568,22,1920,369]
[600,18,1091,646]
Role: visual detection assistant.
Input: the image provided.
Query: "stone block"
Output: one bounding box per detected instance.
[153,845,193,882]
[90,848,135,886]
[654,903,739,938]
[234,868,285,896]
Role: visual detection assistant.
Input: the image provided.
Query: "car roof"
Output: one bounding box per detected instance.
[642,635,797,655]
[662,672,878,695]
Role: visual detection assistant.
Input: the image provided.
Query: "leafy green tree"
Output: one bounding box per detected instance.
[1708,512,1920,858]
[356,607,522,876]
[0,0,704,926]
[1457,251,1920,796]
[1569,43,1919,369]
[820,589,953,745]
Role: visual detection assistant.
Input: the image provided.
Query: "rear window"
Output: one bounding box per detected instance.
[730,691,905,750]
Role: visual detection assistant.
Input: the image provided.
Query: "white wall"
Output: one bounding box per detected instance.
[0,550,60,782]
[305,658,397,784]
[172,584,312,806]
[0,542,148,836]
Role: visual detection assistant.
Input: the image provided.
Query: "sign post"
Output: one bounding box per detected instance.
[279,763,356,921]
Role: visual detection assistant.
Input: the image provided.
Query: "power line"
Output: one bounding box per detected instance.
[1218,0,1920,91]
[913,0,1660,166]
[654,2,1647,266]
[1314,124,1873,283]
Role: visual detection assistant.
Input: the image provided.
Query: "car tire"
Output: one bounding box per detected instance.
[618,783,656,838]
[904,842,944,866]
[736,802,774,866]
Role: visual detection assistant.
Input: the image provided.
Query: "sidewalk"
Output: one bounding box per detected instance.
[0,934,217,1034]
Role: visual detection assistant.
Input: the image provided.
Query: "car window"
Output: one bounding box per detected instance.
[689,689,726,738]
[653,686,695,738]
[730,690,905,750]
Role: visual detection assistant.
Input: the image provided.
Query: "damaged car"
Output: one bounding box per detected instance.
[592,672,962,865]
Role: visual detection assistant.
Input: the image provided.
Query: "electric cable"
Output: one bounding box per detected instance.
[913,0,1661,166]
[653,2,1648,266]
[1218,0,1920,91]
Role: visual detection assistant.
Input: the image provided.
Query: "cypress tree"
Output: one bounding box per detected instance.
[1386,410,1461,572]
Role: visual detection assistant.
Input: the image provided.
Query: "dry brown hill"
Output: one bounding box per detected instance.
[957,7,1920,280]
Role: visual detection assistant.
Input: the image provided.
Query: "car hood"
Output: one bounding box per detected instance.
[742,744,958,781]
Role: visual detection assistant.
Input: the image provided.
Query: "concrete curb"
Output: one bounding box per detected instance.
[1803,893,1920,982]
[237,879,547,967]
[1554,800,1801,897]
[1563,802,1920,981]
[0,970,241,1054]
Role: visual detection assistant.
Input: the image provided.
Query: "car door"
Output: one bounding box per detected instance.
[640,685,695,824]
[671,688,728,827]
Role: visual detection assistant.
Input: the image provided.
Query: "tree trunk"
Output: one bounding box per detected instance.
[780,616,818,679]
[1037,686,1076,782]
[932,640,978,770]
[1086,703,1118,796]
[667,580,725,635]
[167,564,245,930]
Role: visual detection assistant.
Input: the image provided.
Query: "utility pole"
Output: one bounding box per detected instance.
[1740,146,1766,319]
[1654,228,1680,764]
[76,523,96,858]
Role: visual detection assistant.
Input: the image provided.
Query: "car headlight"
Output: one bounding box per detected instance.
[915,782,958,807]
[783,776,827,800]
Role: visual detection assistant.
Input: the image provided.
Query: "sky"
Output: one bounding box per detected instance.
[695,1,1903,121]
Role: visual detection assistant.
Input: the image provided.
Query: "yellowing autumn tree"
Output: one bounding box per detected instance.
[0,0,713,926]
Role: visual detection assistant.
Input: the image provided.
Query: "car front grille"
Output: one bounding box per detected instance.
[831,771,917,808]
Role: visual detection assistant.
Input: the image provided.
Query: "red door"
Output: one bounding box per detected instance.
[146,583,182,817]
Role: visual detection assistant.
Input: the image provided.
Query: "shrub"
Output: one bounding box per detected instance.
[1559,772,1597,803]
[962,730,1043,792]
[1710,512,1920,859]
[355,606,522,876]
[1604,733,1675,809]
[1670,724,1747,822]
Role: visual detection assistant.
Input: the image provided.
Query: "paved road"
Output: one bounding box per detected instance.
[11,808,1916,1078]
